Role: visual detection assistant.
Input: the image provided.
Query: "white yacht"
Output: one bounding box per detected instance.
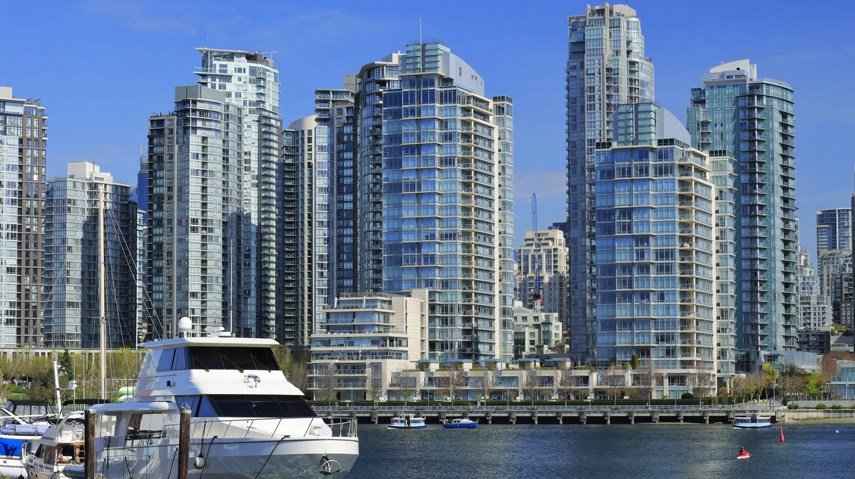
[26,322,359,479]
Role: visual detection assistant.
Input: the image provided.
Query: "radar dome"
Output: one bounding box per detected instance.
[178,317,192,334]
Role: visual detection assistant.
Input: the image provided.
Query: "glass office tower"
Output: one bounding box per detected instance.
[567,4,654,364]
[146,85,243,338]
[282,116,330,346]
[316,83,357,300]
[381,42,514,361]
[195,48,281,338]
[816,208,852,253]
[594,103,719,396]
[0,87,47,347]
[44,162,136,348]
[687,60,798,369]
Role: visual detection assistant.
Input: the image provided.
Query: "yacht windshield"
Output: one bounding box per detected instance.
[183,395,316,418]
[188,347,279,371]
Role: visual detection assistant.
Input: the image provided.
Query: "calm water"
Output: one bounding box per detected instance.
[347,423,855,478]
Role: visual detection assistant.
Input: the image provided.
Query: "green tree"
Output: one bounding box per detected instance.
[274,345,309,392]
[59,350,74,380]
[630,354,640,370]
[804,371,827,396]
[761,363,779,400]
[28,369,56,402]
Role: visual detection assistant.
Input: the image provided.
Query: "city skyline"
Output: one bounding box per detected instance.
[4,0,853,259]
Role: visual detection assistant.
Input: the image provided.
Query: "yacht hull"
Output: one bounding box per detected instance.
[100,436,359,478]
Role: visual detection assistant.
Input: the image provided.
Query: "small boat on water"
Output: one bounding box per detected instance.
[21,412,85,479]
[733,413,772,429]
[0,400,53,479]
[441,418,477,429]
[389,414,427,430]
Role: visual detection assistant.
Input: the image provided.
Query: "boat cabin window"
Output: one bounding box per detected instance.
[138,350,161,377]
[6,400,51,417]
[58,444,77,463]
[185,395,316,418]
[152,346,280,372]
[188,347,279,372]
[157,347,189,372]
[125,412,167,441]
[41,444,55,464]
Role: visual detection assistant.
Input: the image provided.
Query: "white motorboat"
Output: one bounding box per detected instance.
[733,413,772,429]
[26,320,359,479]
[388,414,427,430]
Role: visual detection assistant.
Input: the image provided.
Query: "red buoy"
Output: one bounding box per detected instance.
[780,425,785,443]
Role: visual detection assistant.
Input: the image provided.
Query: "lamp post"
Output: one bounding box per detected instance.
[68,380,78,406]
[772,381,777,407]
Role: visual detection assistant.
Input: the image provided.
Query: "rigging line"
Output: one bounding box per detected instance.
[106,206,162,339]
[252,435,289,479]
[103,232,137,345]
[105,205,151,330]
[106,206,165,341]
[103,211,147,389]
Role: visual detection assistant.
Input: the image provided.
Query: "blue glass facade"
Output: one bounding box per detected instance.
[0,89,47,347]
[566,4,655,364]
[687,61,798,369]
[594,103,718,395]
[44,164,136,348]
[379,42,514,361]
[316,87,357,300]
[356,54,402,294]
[146,86,243,338]
[816,208,851,253]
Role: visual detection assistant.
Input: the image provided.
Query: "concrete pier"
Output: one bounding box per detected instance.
[316,404,782,425]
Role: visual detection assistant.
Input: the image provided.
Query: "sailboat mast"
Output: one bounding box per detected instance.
[99,183,107,400]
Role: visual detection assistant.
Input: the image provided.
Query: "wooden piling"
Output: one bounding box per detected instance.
[178,408,191,479]
[84,409,95,479]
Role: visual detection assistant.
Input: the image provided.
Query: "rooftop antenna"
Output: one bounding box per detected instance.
[420,17,423,45]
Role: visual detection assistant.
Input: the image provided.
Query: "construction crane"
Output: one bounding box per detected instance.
[531,194,543,312]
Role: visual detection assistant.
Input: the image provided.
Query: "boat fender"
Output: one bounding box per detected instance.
[194,456,206,469]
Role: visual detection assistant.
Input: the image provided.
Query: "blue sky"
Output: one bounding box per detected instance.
[4,0,854,261]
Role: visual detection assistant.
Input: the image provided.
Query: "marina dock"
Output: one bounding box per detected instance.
[316,404,783,425]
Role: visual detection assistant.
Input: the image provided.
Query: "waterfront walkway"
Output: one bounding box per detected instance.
[315,404,784,425]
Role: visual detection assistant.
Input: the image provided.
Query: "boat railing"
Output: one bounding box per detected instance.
[324,417,358,438]
[138,417,359,441]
